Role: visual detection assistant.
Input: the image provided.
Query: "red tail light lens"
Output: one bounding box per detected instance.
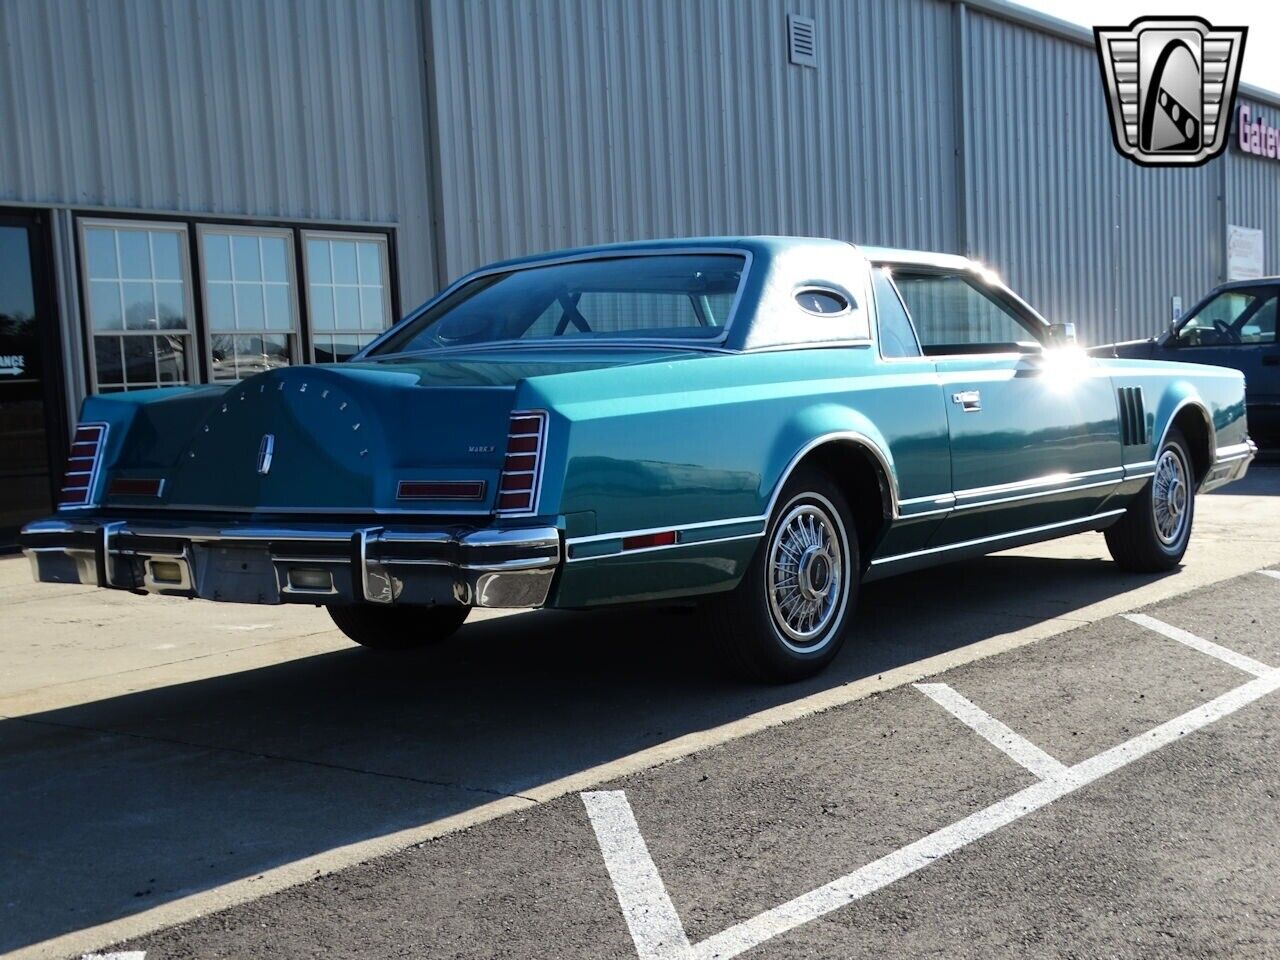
[497,410,547,515]
[58,422,109,508]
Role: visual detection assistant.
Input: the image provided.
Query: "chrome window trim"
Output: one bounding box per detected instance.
[884,264,1051,357]
[793,284,855,318]
[869,265,925,362]
[358,246,755,358]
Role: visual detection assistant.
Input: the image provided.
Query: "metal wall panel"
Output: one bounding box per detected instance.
[1226,98,1280,280]
[427,0,960,283]
[0,0,438,308]
[963,8,1222,345]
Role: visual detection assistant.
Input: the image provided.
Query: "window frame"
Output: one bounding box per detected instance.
[1172,286,1279,348]
[196,223,302,382]
[361,247,753,359]
[301,229,395,363]
[883,266,1047,358]
[870,266,924,361]
[77,217,199,395]
[73,211,398,396]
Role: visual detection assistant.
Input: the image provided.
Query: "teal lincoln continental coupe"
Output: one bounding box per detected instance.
[20,237,1257,681]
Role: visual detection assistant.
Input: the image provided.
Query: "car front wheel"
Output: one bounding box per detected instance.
[1105,426,1196,572]
[328,603,469,651]
[701,465,858,682]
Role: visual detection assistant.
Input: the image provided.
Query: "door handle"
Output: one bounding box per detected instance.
[1263,355,1280,366]
[951,389,982,412]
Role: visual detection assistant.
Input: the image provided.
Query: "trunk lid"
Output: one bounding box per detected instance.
[104,348,688,516]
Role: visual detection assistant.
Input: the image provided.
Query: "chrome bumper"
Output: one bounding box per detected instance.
[1200,439,1258,493]
[18,518,562,609]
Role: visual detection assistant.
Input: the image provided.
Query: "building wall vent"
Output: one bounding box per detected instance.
[787,14,817,68]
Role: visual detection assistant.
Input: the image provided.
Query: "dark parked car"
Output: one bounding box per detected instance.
[1101,278,1279,443]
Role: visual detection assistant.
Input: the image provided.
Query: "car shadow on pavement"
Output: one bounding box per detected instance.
[0,552,1202,953]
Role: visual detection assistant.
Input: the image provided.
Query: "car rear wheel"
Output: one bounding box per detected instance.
[1104,427,1196,572]
[328,603,469,651]
[701,466,858,682]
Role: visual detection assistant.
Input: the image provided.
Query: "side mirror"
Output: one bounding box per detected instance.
[1046,322,1077,349]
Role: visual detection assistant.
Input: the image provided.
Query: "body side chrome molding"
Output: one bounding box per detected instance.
[869,509,1128,569]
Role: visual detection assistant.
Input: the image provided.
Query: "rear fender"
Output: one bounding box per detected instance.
[761,403,898,521]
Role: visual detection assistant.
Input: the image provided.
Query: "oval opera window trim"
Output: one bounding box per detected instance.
[795,287,851,317]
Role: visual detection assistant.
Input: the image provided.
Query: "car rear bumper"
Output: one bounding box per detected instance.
[1200,439,1258,493]
[18,517,562,609]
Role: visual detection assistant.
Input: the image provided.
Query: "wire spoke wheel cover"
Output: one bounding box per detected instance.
[766,495,849,651]
[1151,447,1190,545]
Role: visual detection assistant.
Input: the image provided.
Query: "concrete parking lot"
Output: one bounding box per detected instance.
[4,465,1280,959]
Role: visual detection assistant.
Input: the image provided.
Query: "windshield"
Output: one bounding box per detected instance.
[370,253,746,355]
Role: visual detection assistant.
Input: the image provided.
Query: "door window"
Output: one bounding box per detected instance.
[1177,290,1277,346]
[81,221,194,392]
[872,268,922,358]
[892,272,1041,355]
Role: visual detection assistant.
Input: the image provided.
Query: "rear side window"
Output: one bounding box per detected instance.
[872,268,921,358]
[892,272,1040,355]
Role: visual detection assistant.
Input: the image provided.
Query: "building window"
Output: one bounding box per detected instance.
[80,220,194,393]
[303,231,392,362]
[198,226,299,381]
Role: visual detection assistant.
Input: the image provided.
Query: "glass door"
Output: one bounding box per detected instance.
[0,210,65,544]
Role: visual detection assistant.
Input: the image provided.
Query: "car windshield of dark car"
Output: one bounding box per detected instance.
[1177,289,1278,346]
[371,254,745,354]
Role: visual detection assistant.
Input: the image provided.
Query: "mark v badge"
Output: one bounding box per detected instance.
[1094,17,1247,166]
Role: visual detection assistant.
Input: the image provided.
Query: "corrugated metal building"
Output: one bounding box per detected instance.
[2,0,1279,539]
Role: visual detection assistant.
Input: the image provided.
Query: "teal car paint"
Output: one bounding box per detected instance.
[20,237,1256,679]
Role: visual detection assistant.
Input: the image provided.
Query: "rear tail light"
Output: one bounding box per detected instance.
[107,477,165,498]
[497,410,548,515]
[58,422,109,508]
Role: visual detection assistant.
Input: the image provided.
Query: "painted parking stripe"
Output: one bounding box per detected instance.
[81,953,145,959]
[583,791,693,960]
[588,659,1280,959]
[914,683,1068,781]
[1259,570,1280,581]
[1123,613,1274,677]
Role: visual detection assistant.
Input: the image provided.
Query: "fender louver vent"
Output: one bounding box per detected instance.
[787,14,817,67]
[1118,387,1149,447]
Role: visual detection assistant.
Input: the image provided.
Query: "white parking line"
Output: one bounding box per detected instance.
[582,791,693,960]
[1123,613,1274,677]
[914,683,1068,781]
[587,652,1280,959]
[81,953,145,960]
[1259,570,1280,581]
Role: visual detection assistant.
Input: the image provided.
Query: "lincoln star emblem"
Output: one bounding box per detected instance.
[1094,16,1247,167]
[257,434,275,475]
